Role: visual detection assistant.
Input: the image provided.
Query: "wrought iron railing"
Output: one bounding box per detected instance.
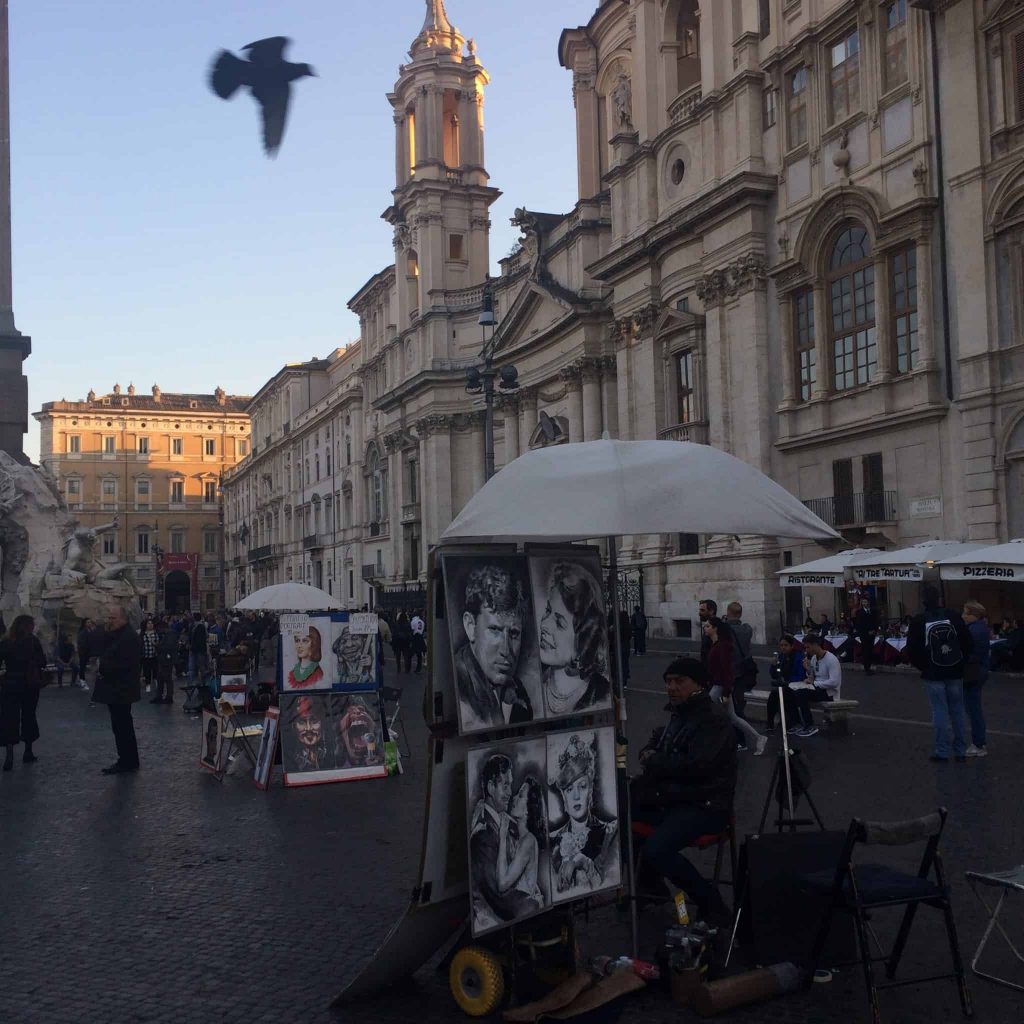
[802,491,898,528]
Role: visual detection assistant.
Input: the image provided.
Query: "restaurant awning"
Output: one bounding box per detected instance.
[849,541,988,583]
[776,548,882,588]
[937,539,1024,582]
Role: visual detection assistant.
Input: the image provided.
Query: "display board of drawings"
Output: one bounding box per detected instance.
[271,610,386,788]
[440,549,621,937]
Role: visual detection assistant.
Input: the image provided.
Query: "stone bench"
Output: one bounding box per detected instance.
[744,689,860,735]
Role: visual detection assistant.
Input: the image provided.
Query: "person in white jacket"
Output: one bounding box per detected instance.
[794,634,843,737]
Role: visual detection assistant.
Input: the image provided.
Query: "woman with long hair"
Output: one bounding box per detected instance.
[537,562,611,716]
[286,626,324,689]
[704,616,767,755]
[0,615,47,770]
[766,634,807,732]
[496,775,547,909]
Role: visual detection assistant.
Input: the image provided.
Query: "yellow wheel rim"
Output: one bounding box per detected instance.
[449,945,505,1017]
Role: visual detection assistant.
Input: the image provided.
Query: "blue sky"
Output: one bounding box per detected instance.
[11,0,597,459]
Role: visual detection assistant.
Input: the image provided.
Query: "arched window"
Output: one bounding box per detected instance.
[406,250,420,321]
[675,1,700,90]
[828,224,876,390]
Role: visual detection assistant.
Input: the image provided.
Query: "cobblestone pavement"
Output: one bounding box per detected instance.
[1,657,1021,1024]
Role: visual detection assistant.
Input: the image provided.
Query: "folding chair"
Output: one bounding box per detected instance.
[630,816,737,904]
[381,685,410,760]
[964,865,1024,992]
[801,807,972,1023]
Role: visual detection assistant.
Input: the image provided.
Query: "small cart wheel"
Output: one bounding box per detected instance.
[449,945,505,1017]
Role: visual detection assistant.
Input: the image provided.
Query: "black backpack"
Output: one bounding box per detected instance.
[924,611,964,670]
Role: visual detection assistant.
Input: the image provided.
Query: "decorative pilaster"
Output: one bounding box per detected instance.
[581,360,603,441]
[779,293,798,408]
[873,253,893,382]
[811,284,830,400]
[559,365,584,443]
[518,386,538,453]
[915,233,937,371]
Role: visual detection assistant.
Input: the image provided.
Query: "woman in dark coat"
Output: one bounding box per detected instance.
[0,614,47,770]
[703,616,766,755]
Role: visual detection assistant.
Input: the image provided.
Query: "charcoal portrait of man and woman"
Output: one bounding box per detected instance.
[443,551,614,735]
[466,727,620,936]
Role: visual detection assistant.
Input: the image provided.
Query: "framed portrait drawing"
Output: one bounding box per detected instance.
[441,553,541,735]
[545,727,620,903]
[280,692,388,787]
[220,673,247,708]
[466,737,551,937]
[253,707,280,791]
[280,612,378,693]
[527,551,613,723]
[198,710,226,774]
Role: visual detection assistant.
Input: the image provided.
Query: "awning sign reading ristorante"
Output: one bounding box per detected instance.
[779,572,844,588]
[940,564,1020,581]
[853,566,924,582]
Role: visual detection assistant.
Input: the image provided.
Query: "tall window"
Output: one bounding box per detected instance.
[204,531,218,555]
[828,29,861,124]
[204,480,217,503]
[137,532,150,555]
[883,1,909,91]
[675,0,700,92]
[102,535,117,556]
[345,437,352,464]
[66,478,82,507]
[369,450,388,524]
[136,478,151,509]
[103,435,116,454]
[171,530,185,554]
[315,454,321,481]
[408,457,419,505]
[239,439,248,456]
[787,66,808,149]
[138,436,149,455]
[794,289,817,401]
[675,351,696,423]
[1014,31,1024,122]
[102,478,117,510]
[891,244,919,373]
[763,87,778,130]
[68,434,81,453]
[172,437,183,456]
[204,438,216,456]
[829,225,876,390]
[171,480,184,504]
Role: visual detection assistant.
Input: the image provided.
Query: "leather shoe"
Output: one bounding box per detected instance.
[101,763,139,775]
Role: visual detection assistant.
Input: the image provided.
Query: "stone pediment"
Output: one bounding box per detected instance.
[980,0,1024,32]
[493,280,575,356]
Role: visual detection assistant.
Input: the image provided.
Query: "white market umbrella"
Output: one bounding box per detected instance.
[850,541,988,583]
[777,548,881,588]
[442,439,840,544]
[233,582,343,612]
[937,539,1024,582]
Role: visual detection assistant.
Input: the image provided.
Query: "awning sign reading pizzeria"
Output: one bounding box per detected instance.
[940,565,1019,581]
[853,566,924,582]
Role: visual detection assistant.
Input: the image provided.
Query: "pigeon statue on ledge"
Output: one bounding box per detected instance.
[209,37,316,156]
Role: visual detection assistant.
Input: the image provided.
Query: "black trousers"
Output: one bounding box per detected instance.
[859,633,875,672]
[107,703,140,768]
[0,682,40,746]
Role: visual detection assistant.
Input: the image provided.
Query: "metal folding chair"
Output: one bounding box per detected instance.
[965,865,1024,992]
[801,807,972,1023]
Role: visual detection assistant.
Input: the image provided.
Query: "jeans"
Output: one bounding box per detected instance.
[708,685,761,747]
[189,651,210,683]
[924,678,967,758]
[793,687,832,728]
[107,703,139,768]
[633,803,730,914]
[963,673,988,748]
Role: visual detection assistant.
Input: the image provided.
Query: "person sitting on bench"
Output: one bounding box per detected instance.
[792,634,842,737]
[766,634,806,731]
[630,658,737,924]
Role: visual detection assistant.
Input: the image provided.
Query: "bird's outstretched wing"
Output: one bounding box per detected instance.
[242,36,290,67]
[253,83,290,156]
[209,50,250,99]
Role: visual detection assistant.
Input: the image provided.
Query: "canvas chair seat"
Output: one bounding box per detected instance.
[802,864,944,905]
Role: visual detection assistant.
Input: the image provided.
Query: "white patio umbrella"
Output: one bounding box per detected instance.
[233,582,343,612]
[441,439,837,957]
[850,541,987,583]
[777,548,881,588]
[442,439,840,544]
[937,539,1024,582]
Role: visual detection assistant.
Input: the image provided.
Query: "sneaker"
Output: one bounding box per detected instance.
[966,744,988,757]
[798,726,819,738]
[787,724,803,735]
[754,735,768,756]
[78,680,89,691]
[736,744,749,753]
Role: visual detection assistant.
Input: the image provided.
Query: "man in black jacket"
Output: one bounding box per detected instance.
[94,606,143,774]
[852,596,880,676]
[631,657,737,921]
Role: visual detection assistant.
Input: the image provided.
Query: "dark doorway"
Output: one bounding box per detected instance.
[165,570,191,613]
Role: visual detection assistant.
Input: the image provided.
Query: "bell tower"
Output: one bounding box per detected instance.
[385,1,500,332]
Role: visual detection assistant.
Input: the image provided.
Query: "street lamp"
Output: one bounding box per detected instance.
[466,282,519,481]
[153,543,164,615]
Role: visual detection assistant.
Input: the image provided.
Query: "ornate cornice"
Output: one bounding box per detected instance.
[611,303,659,346]
[414,413,453,436]
[695,254,768,309]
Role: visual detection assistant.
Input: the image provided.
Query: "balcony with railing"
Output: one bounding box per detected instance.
[249,543,283,562]
[802,491,898,529]
[362,564,378,581]
[669,83,703,124]
[658,421,710,444]
[368,519,390,538]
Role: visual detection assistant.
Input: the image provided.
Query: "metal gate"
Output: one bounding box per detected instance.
[604,566,644,617]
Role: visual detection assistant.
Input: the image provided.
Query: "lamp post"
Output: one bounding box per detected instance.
[465,282,519,482]
[153,543,164,615]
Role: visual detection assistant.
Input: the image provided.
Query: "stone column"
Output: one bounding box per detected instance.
[418,415,453,547]
[600,357,618,438]
[811,283,830,399]
[581,360,603,441]
[519,386,538,453]
[561,365,584,443]
[393,112,407,185]
[502,397,521,465]
[469,411,486,492]
[873,254,893,381]
[915,233,937,371]
[572,64,600,200]
[417,432,431,547]
[779,291,798,407]
[429,86,444,167]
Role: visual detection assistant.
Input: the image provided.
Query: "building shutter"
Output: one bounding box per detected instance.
[1015,32,1024,122]
[833,458,854,526]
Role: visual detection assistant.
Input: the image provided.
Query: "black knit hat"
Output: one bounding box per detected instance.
[663,657,708,685]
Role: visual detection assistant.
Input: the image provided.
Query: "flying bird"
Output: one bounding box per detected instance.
[209,37,316,156]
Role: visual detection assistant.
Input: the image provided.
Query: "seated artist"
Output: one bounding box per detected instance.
[630,658,737,924]
[766,634,806,731]
[790,633,842,737]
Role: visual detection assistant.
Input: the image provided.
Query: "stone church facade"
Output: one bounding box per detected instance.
[224,0,1024,640]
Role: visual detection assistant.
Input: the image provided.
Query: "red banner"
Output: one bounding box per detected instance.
[159,553,199,599]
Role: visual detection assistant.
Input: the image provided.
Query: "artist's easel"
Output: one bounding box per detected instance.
[210,704,263,783]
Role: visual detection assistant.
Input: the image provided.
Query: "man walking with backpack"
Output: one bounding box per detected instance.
[907,585,973,763]
[725,602,757,731]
